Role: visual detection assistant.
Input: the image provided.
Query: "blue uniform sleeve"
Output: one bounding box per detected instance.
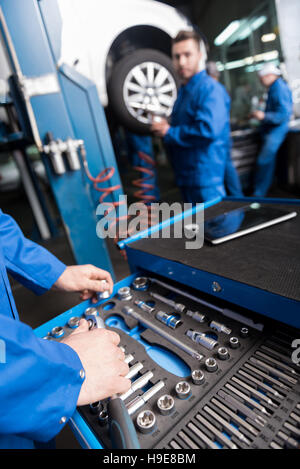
[0,209,66,295]
[164,82,227,148]
[263,82,293,126]
[0,314,84,442]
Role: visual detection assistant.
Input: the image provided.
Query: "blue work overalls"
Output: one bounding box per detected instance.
[0,209,84,448]
[164,70,230,203]
[254,78,293,196]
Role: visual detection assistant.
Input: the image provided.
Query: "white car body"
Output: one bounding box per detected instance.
[57,0,194,106]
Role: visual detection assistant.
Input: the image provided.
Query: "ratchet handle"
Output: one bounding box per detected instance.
[107,397,140,449]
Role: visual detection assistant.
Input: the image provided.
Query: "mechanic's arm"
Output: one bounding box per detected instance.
[157,84,227,147]
[0,316,130,442]
[0,209,113,301]
[263,87,293,126]
[0,209,66,295]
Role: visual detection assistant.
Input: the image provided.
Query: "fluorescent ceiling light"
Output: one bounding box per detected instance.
[214,20,241,46]
[218,50,279,72]
[261,33,276,42]
[238,16,267,41]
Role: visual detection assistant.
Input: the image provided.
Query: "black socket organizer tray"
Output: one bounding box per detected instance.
[76,275,300,450]
[45,274,300,449]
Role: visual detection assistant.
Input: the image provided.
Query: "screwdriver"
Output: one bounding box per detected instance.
[87,311,140,449]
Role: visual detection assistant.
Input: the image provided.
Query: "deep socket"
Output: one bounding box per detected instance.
[134,300,154,314]
[126,381,165,415]
[210,320,231,335]
[119,371,153,401]
[186,329,218,350]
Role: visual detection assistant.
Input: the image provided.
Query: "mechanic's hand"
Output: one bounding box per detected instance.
[251,110,265,121]
[62,319,130,405]
[151,118,170,137]
[53,264,113,303]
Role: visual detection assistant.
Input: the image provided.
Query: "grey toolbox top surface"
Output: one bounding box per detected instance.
[128,201,300,302]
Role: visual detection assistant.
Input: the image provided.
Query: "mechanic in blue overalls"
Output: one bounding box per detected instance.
[151,30,230,204]
[251,63,293,197]
[0,209,130,449]
[206,61,243,197]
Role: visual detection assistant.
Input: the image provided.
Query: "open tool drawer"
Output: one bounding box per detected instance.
[34,197,300,449]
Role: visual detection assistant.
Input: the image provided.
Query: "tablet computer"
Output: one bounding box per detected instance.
[204,203,297,245]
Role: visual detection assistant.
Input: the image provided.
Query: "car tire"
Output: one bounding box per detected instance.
[107,48,179,135]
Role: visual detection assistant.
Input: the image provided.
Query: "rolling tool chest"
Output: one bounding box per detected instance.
[35,198,300,450]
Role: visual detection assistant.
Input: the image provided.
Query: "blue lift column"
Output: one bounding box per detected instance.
[0,0,124,277]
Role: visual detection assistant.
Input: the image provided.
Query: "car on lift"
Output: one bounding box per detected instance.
[57,0,201,134]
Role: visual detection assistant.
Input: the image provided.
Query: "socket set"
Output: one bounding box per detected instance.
[42,274,300,449]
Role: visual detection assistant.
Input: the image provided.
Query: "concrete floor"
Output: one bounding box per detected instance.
[1,155,298,448]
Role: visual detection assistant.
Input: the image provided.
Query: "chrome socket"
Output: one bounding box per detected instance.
[156,310,182,329]
[98,409,108,426]
[217,346,230,360]
[97,280,110,300]
[134,300,155,314]
[84,307,105,329]
[67,316,81,329]
[157,394,175,415]
[210,320,231,335]
[229,337,240,349]
[118,286,132,301]
[240,327,249,338]
[136,410,156,434]
[124,353,134,364]
[132,277,149,291]
[84,307,98,317]
[126,381,165,416]
[175,381,191,399]
[191,369,205,385]
[186,329,218,350]
[125,362,143,380]
[205,357,218,373]
[186,310,206,323]
[89,401,103,415]
[51,326,65,339]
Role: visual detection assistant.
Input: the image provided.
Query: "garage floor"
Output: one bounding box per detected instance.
[1,157,298,449]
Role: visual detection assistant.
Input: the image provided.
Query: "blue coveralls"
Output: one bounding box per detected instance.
[164,70,230,203]
[0,210,85,449]
[221,85,243,197]
[254,78,293,197]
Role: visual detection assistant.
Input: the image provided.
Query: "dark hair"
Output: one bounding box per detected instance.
[172,30,202,49]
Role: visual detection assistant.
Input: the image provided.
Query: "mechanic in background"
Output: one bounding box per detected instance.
[151,30,230,204]
[251,63,293,197]
[0,209,130,449]
[206,61,243,197]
